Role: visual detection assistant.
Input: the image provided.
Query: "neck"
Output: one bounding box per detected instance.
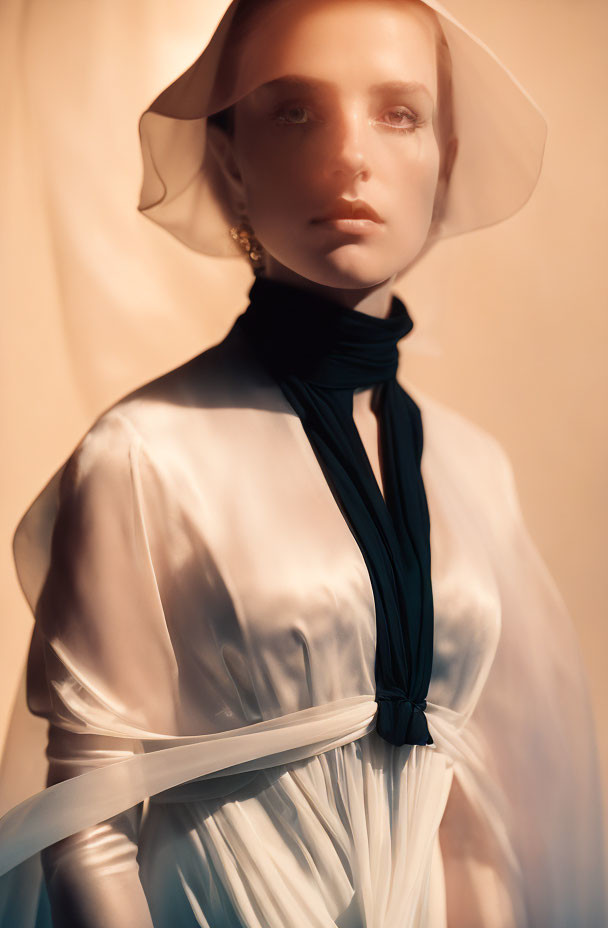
[260,258,397,320]
[236,273,414,397]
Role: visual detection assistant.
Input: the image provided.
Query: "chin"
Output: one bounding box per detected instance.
[311,251,419,290]
[269,249,401,291]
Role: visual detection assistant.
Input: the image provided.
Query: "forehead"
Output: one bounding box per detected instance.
[230,0,439,105]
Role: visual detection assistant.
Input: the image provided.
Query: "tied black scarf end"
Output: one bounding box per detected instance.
[375,694,434,746]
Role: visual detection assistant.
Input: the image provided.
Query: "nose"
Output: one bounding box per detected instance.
[327,109,371,185]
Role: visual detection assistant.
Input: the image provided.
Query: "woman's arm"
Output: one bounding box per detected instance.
[41,806,152,928]
[40,729,153,928]
[29,411,175,928]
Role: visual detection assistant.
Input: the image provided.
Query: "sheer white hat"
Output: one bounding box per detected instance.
[137,0,548,258]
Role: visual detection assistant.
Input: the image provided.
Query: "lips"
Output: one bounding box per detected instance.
[312,198,382,223]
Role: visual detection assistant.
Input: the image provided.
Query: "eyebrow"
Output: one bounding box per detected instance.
[258,74,434,103]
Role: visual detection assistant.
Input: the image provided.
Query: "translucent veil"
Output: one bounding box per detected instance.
[0,1,606,926]
[417,392,607,925]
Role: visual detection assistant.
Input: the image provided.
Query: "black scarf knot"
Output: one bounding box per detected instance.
[375,693,429,746]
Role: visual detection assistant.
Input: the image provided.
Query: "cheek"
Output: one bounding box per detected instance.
[390,139,440,218]
[241,145,315,242]
[238,138,295,217]
[243,157,296,209]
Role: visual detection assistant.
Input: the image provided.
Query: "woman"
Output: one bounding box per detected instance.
[0,0,605,925]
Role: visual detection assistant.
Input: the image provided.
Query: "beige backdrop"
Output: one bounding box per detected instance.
[1,0,606,846]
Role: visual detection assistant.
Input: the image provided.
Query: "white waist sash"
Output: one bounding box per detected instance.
[0,695,466,877]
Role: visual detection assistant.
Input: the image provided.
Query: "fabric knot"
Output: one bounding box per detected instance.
[375,692,433,747]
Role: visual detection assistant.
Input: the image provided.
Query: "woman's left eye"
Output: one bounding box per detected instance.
[378,108,419,132]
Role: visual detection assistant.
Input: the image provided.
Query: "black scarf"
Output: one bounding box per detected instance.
[234,276,434,747]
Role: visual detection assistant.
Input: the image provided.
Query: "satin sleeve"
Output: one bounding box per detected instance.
[29,411,170,928]
[40,741,151,928]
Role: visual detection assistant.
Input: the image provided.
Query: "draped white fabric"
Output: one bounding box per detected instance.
[1,0,606,925]
[0,322,605,926]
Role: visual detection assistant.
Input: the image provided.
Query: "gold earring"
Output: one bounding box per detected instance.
[229,219,265,269]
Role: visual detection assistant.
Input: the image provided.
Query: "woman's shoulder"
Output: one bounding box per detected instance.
[59,328,237,470]
[11,340,231,609]
[93,322,266,450]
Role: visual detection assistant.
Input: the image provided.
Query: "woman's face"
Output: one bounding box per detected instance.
[224,0,442,289]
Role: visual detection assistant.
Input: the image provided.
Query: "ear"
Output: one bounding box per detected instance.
[205,121,247,215]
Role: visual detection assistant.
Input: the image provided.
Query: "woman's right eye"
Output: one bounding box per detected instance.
[274,105,313,126]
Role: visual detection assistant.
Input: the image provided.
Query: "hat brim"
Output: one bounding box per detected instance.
[138,0,547,258]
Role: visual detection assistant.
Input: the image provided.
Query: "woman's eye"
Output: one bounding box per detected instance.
[274,105,312,126]
[379,108,419,132]
[272,104,420,132]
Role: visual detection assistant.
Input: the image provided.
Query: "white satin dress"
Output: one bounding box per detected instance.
[1,319,605,928]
